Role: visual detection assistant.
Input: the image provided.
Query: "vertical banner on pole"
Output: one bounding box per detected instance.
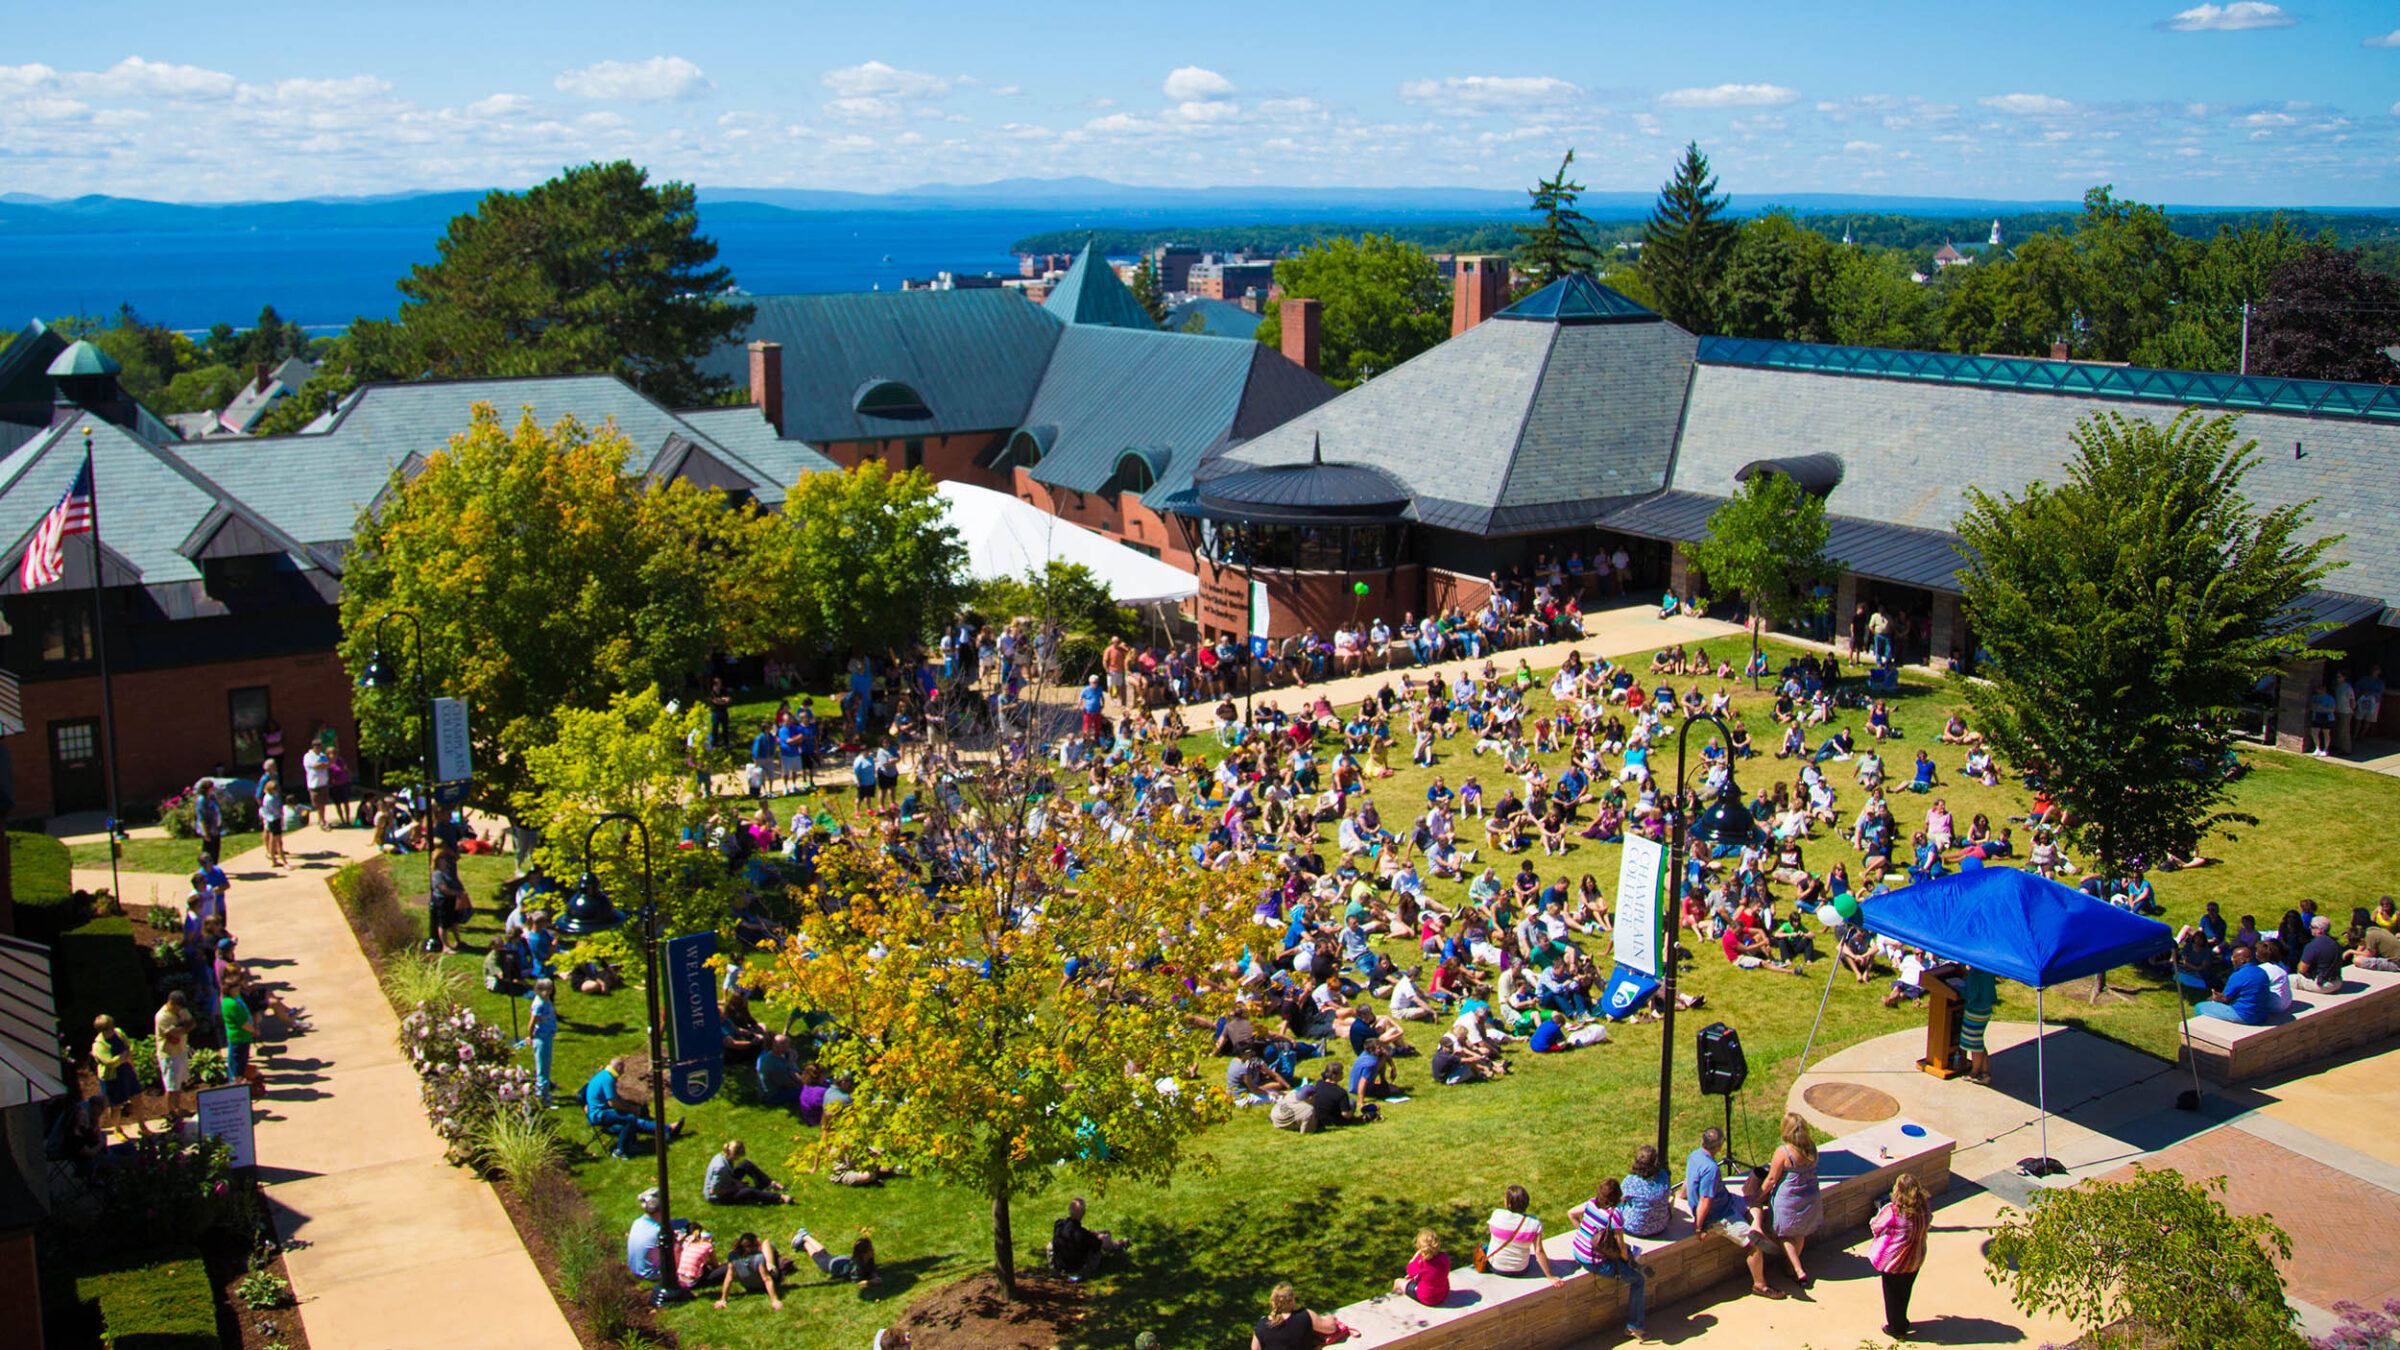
[1613,835,1667,978]
[663,931,724,1106]
[1249,579,1270,642]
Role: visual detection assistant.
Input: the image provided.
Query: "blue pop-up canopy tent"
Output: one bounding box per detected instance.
[1797,866,2185,1173]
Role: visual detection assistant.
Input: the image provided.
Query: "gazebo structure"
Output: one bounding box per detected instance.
[1186,436,1414,639]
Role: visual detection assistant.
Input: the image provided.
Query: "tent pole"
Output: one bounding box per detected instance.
[2035,985,2052,1174]
[1796,935,1843,1078]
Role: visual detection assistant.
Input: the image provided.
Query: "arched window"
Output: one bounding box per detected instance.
[852,378,932,420]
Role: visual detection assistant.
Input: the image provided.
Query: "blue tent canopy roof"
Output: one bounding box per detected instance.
[1857,867,2172,989]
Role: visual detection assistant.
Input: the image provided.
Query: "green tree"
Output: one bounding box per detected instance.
[395,161,752,405]
[252,318,419,436]
[755,461,968,659]
[1714,212,1842,343]
[2070,186,2194,363]
[1939,232,2078,357]
[2139,218,2306,373]
[159,365,247,417]
[339,403,779,818]
[521,686,741,977]
[1513,149,1598,289]
[973,560,1135,642]
[1954,409,2334,883]
[1986,1166,2303,1350]
[1129,257,1168,326]
[1639,142,1734,332]
[1828,247,1941,349]
[1685,469,1840,673]
[1254,234,1448,388]
[762,794,1249,1299]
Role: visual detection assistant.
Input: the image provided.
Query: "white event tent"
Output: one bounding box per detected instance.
[937,480,1199,606]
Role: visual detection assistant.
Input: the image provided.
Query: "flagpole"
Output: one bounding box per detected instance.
[80,430,123,909]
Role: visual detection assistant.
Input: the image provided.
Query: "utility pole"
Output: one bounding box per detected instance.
[2239,300,2251,376]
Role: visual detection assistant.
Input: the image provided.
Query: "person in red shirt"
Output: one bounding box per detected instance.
[1392,1229,1452,1306]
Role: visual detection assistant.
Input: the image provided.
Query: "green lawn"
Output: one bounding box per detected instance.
[405,636,2400,1350]
[69,833,263,877]
[12,831,157,1046]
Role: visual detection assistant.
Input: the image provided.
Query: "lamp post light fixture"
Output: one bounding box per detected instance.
[558,812,691,1308]
[1656,711,1757,1164]
[356,609,440,952]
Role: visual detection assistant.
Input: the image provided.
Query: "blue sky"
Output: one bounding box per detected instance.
[5,0,2397,205]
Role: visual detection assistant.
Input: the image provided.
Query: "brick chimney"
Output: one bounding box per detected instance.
[1452,255,1509,336]
[747,340,784,434]
[2050,339,2070,362]
[1280,297,1321,374]
[253,362,271,393]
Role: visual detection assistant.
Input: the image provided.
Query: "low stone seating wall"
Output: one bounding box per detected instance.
[2182,966,2400,1084]
[1330,1119,1955,1350]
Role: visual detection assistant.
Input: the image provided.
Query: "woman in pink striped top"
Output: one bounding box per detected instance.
[1868,1173,1932,1338]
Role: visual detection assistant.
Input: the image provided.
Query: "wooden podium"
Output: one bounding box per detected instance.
[1920,979,1965,1079]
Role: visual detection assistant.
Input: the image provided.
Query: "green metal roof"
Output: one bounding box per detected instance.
[1493,274,1660,325]
[1041,242,1159,332]
[45,339,121,378]
[1696,336,2400,425]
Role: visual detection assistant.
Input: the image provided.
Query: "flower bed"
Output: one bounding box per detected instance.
[399,1000,541,1163]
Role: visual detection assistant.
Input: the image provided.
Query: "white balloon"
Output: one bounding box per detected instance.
[1817,904,1843,927]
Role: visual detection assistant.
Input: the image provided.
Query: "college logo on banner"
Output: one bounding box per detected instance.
[663,932,724,1106]
[1602,966,1660,1021]
[1612,834,1667,978]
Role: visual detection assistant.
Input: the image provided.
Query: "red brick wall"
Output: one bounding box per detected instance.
[1425,567,1494,618]
[1006,474,1197,572]
[8,649,357,818]
[814,434,1011,491]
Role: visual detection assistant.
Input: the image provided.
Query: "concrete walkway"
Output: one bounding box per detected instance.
[132,826,578,1350]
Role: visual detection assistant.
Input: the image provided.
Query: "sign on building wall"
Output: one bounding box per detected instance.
[1612,835,1667,978]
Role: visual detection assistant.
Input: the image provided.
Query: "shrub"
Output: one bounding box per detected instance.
[232,1266,291,1311]
[155,790,259,839]
[332,858,418,966]
[398,1002,539,1159]
[479,1107,567,1186]
[381,954,465,1014]
[75,1246,217,1350]
[122,1036,229,1092]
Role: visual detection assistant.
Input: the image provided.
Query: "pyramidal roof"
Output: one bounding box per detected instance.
[1492,273,1659,325]
[1042,242,1158,331]
[46,339,123,377]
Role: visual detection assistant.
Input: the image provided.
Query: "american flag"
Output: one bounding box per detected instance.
[18,453,95,591]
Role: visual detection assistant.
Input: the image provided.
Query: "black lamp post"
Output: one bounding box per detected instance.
[357,609,439,952]
[1656,711,1756,1163]
[558,812,690,1308]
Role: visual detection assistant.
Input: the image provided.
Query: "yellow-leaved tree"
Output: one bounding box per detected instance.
[761,794,1252,1300]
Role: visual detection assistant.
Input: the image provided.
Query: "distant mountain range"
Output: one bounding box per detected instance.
[2,178,2386,237]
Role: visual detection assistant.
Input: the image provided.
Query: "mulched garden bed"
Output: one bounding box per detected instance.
[203,1233,313,1350]
[891,1271,1092,1350]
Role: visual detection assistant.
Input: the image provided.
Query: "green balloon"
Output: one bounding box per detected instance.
[1833,892,1861,920]
[1352,581,1370,595]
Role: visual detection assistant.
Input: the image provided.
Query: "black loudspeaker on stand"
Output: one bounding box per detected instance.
[1696,1022,1749,1165]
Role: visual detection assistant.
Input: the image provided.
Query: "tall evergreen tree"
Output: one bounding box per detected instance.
[1640,142,1734,332]
[1513,150,1598,289]
[1129,257,1169,325]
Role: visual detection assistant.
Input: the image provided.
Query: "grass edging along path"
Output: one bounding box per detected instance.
[356,634,2400,1350]
[71,831,263,876]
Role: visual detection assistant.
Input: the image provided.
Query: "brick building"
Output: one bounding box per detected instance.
[0,344,820,819]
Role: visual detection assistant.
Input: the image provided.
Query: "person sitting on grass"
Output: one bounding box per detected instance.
[1838,923,1878,984]
[1937,714,1981,745]
[705,1139,794,1206]
[1049,1196,1130,1279]
[1883,949,1931,1008]
[754,1034,803,1106]
[789,1225,878,1286]
[585,1057,685,1159]
[711,1231,787,1311]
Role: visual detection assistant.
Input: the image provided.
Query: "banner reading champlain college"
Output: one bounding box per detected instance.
[1612,834,1668,979]
[663,931,724,1106]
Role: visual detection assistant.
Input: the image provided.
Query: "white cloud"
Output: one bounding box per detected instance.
[2240,110,2297,126]
[2392,101,2400,116]
[992,85,1022,96]
[554,56,711,102]
[1162,66,1235,101]
[469,93,534,118]
[2365,29,2400,48]
[2166,2,2293,30]
[1844,140,1883,153]
[240,75,391,106]
[101,57,238,100]
[822,60,952,100]
[1980,93,2075,115]
[1170,100,1241,123]
[1397,75,1582,114]
[1658,83,1798,109]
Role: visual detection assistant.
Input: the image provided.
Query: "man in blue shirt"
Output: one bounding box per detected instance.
[2197,946,2274,1024]
[1080,675,1107,740]
[584,1055,679,1158]
[1686,1126,1773,1294]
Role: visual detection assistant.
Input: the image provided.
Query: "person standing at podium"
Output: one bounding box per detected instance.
[1957,966,1997,1084]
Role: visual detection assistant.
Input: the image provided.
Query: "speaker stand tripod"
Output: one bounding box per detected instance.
[1709,1089,1744,1171]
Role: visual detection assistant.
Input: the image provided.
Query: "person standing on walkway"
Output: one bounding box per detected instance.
[223,973,262,1091]
[1761,1111,1824,1285]
[1869,1173,1931,1338]
[153,989,194,1121]
[303,738,334,829]
[195,781,225,866]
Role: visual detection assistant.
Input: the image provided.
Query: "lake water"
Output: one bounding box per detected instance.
[0,210,1116,332]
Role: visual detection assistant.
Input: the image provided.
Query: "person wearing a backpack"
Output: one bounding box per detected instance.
[1869,1173,1931,1338]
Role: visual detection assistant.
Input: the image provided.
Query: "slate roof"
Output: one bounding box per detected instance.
[676,405,839,488]
[1020,326,1309,497]
[1597,489,1973,592]
[1042,243,1158,332]
[0,320,66,407]
[700,289,1064,444]
[1164,297,1262,340]
[1207,275,1697,535]
[217,355,316,434]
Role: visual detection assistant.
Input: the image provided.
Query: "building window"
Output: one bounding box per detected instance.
[229,686,272,770]
[1125,541,1161,560]
[51,720,95,763]
[41,608,94,664]
[904,439,925,470]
